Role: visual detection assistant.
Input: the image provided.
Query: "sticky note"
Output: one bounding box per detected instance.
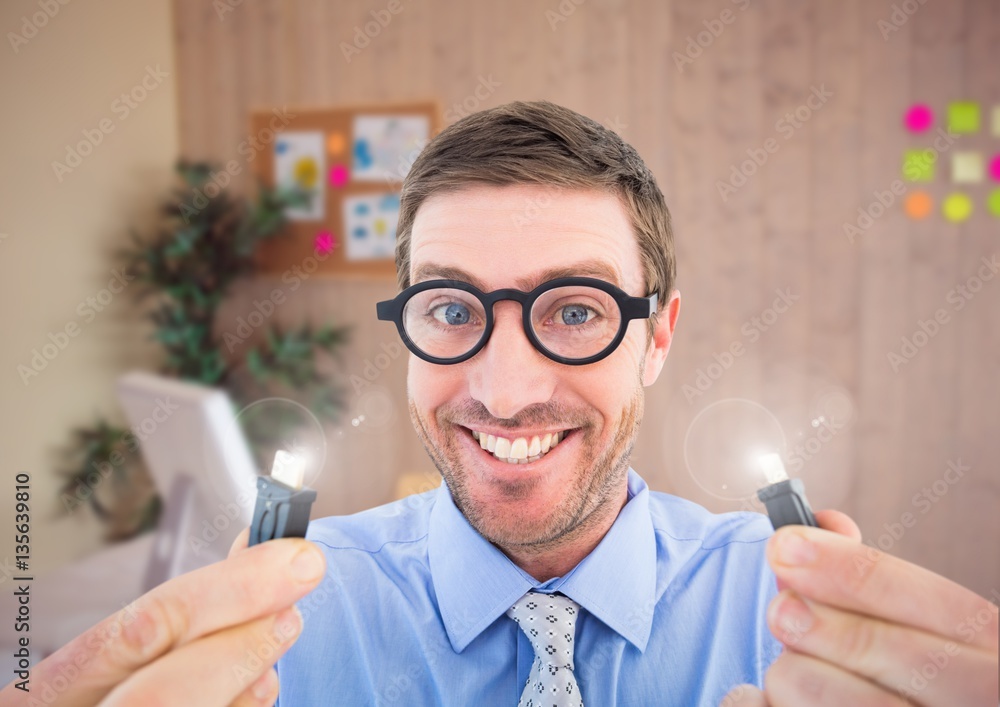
[314,230,337,254]
[904,104,933,133]
[992,107,1000,137]
[903,149,935,181]
[990,154,1000,182]
[942,193,973,223]
[947,102,980,134]
[904,191,933,220]
[952,152,984,183]
[327,132,346,155]
[988,189,1000,218]
[329,163,349,188]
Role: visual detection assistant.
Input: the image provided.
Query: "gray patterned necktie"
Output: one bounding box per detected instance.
[506,590,585,707]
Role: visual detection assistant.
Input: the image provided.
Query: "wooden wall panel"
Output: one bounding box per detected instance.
[172,0,1000,597]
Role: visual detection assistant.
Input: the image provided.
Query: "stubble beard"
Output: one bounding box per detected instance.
[407,384,644,554]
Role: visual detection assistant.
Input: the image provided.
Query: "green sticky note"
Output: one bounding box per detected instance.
[988,189,1000,218]
[903,149,935,182]
[947,101,980,134]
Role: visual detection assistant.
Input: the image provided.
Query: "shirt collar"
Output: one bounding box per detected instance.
[428,467,656,654]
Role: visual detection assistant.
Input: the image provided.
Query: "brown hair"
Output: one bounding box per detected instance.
[395,100,675,345]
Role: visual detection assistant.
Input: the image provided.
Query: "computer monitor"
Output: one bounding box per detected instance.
[115,371,261,589]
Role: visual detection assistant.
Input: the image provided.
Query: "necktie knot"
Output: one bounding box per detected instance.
[506,590,584,706]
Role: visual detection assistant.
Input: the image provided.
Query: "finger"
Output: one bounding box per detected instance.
[720,683,768,706]
[766,525,998,651]
[814,510,862,541]
[101,605,301,705]
[23,537,324,705]
[768,589,999,706]
[772,511,859,595]
[230,668,279,707]
[229,526,251,559]
[763,650,911,707]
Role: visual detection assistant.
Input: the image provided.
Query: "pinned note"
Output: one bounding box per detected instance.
[314,231,337,254]
[989,154,1000,183]
[904,191,933,220]
[352,115,430,182]
[327,132,346,156]
[951,152,984,184]
[904,104,933,133]
[988,189,1000,218]
[942,193,973,223]
[274,131,325,221]
[903,150,934,182]
[329,163,350,188]
[343,191,401,260]
[947,102,980,134]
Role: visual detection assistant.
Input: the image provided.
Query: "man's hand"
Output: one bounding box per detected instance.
[0,527,325,706]
[722,510,999,706]
[722,511,998,707]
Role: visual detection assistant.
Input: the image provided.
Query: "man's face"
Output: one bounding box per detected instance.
[406,184,677,552]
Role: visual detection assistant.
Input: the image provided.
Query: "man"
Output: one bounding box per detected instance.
[4,101,996,706]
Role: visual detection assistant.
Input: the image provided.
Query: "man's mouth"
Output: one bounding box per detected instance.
[461,426,577,465]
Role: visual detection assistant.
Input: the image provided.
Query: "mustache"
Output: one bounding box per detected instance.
[444,402,589,432]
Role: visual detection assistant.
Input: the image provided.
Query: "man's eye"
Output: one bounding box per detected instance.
[557,304,595,326]
[431,302,472,325]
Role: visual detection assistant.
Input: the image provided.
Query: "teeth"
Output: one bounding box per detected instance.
[509,437,528,460]
[467,427,573,465]
[494,436,511,458]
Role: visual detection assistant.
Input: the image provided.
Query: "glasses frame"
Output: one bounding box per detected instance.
[376,276,658,366]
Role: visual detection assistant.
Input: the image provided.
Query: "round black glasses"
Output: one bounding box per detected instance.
[376,277,658,365]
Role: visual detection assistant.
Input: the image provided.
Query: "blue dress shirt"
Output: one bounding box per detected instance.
[275,467,783,706]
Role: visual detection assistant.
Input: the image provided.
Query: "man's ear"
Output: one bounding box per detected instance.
[642,289,680,387]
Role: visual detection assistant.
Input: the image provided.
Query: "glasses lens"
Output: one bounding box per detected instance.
[530,285,622,359]
[402,287,487,359]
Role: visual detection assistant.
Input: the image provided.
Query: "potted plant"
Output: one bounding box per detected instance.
[56,161,352,540]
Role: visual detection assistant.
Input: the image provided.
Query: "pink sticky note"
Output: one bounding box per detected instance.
[329,164,349,188]
[904,104,934,133]
[990,154,1000,182]
[314,231,337,254]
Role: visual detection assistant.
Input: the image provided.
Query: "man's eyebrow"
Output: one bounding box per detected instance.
[412,260,625,291]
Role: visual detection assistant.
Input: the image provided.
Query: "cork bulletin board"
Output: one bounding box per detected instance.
[249,101,442,278]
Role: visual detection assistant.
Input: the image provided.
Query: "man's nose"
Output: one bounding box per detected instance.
[467,300,557,420]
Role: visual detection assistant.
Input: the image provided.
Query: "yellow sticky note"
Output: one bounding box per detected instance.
[992,106,1000,137]
[942,193,973,223]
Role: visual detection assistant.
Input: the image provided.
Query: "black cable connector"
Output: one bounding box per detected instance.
[757,478,818,530]
[248,450,316,547]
